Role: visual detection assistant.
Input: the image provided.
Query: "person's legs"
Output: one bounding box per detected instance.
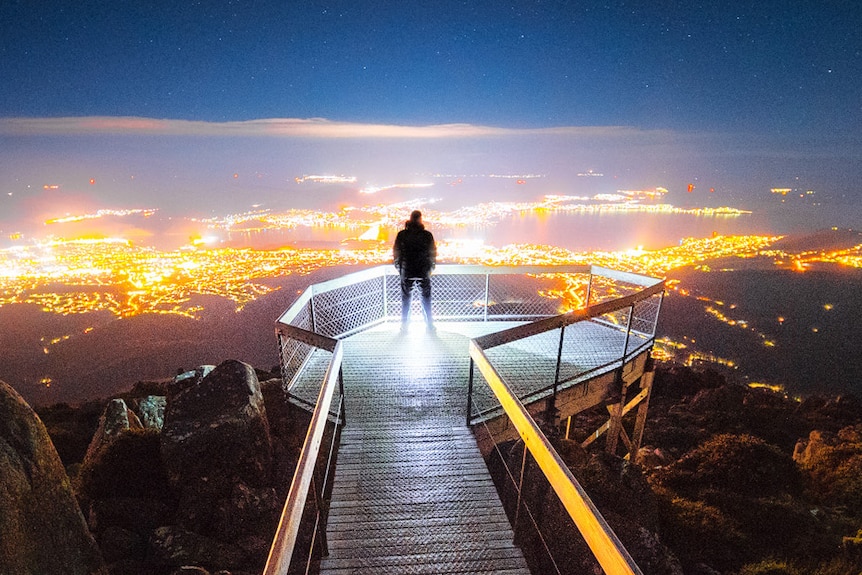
[419,277,433,327]
[400,276,412,327]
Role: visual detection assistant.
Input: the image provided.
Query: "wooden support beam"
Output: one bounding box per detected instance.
[618,426,632,453]
[629,370,654,462]
[605,401,624,455]
[581,385,650,449]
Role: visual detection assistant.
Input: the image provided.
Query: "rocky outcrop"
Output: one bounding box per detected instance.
[0,379,107,575]
[67,360,284,573]
[149,526,247,571]
[161,359,275,540]
[1,360,286,574]
[793,424,862,509]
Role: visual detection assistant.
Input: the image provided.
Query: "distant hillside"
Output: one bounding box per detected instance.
[772,228,862,253]
[660,266,862,397]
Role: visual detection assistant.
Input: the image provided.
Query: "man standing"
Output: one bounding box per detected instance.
[393,210,437,332]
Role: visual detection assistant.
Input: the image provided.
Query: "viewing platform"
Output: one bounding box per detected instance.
[264,265,665,575]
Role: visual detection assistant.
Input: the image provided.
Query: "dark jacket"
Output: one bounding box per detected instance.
[393,222,437,278]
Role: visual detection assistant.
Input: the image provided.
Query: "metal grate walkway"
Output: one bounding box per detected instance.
[318,323,532,575]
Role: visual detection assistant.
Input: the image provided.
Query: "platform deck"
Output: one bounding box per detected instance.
[318,323,532,575]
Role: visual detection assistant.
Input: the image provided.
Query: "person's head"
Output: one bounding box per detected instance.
[407,210,423,228]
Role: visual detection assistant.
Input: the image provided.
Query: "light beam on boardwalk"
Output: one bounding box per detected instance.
[318,325,532,575]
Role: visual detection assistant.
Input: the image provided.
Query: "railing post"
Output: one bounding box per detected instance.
[484,272,490,322]
[586,268,593,306]
[653,290,666,337]
[466,359,475,427]
[381,270,388,320]
[553,325,565,398]
[309,286,317,333]
[310,469,329,559]
[276,329,286,386]
[338,367,346,427]
[622,303,635,359]
[512,441,529,545]
[548,324,566,424]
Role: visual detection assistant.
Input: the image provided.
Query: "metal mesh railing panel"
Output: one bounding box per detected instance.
[557,321,628,385]
[279,332,317,389]
[290,299,314,331]
[483,328,562,403]
[386,273,511,321]
[589,305,632,339]
[630,291,663,337]
[283,347,338,416]
[312,276,386,337]
[384,273,568,322]
[429,273,490,319]
[486,275,562,320]
[470,361,503,420]
[587,277,644,306]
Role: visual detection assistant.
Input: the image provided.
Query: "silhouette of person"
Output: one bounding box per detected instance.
[393,210,437,331]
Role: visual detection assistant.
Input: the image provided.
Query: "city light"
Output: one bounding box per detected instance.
[3,198,860,376]
[0,230,843,321]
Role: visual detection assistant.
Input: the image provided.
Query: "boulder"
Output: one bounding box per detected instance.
[0,379,107,574]
[78,427,171,502]
[792,429,833,466]
[213,482,280,556]
[161,360,273,533]
[87,496,174,534]
[170,365,216,396]
[83,398,143,465]
[136,395,167,430]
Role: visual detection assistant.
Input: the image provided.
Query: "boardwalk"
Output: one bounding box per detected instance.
[317,324,532,575]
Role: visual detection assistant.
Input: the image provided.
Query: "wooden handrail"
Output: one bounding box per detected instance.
[470,340,643,575]
[473,278,664,350]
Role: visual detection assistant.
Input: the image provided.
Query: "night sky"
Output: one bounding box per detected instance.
[2,0,859,132]
[1,1,861,226]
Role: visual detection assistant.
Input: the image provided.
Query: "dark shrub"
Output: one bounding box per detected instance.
[657,495,747,569]
[652,433,801,499]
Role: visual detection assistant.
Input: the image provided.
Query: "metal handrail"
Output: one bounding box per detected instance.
[264,338,343,575]
[471,279,665,351]
[469,341,643,575]
[275,264,594,334]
